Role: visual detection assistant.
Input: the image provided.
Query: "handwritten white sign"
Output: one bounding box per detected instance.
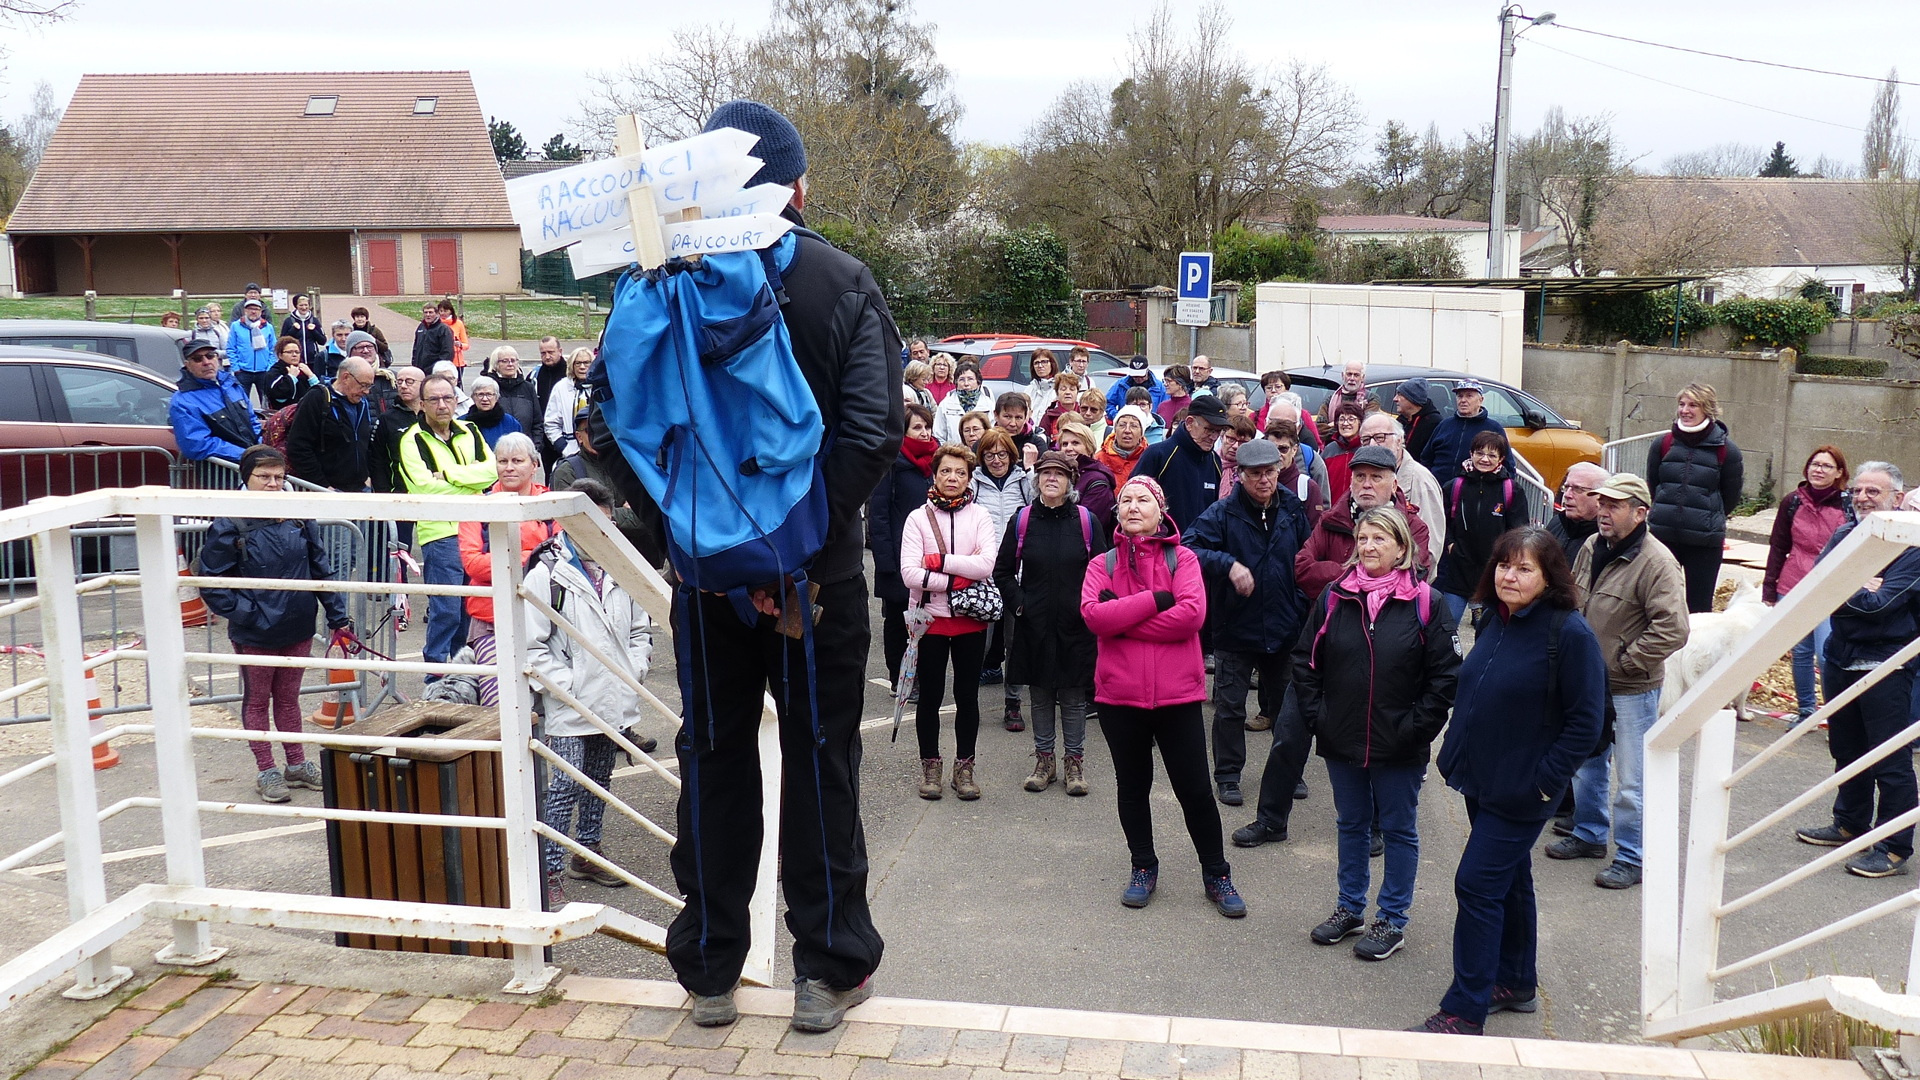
[505,128,762,254]
[565,213,796,278]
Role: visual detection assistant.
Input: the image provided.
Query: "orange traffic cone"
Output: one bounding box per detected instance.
[86,675,119,770]
[308,666,357,729]
[178,553,210,628]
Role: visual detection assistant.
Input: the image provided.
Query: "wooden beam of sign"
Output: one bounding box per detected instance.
[612,115,668,270]
[671,207,704,224]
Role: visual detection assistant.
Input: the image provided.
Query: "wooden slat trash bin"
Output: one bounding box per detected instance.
[321,702,510,955]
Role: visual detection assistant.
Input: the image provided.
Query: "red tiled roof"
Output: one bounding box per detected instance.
[8,71,513,234]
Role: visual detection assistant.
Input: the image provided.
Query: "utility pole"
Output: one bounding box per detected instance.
[1487,5,1553,279]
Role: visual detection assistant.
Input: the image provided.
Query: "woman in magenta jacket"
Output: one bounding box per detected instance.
[901,442,1001,802]
[1082,475,1246,919]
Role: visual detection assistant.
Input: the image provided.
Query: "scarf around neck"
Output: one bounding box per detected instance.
[902,434,939,476]
[1340,564,1422,624]
[928,486,974,513]
[954,387,982,413]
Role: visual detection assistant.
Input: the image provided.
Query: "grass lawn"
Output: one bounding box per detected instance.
[384,299,605,341]
[0,296,239,325]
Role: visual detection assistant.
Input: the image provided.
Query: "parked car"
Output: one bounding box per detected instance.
[0,346,180,511]
[0,319,191,382]
[1283,364,1602,491]
[932,335,1128,401]
[1096,364,1269,414]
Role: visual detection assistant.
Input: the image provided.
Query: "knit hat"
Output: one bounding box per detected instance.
[1120,474,1168,511]
[344,330,377,351]
[704,100,807,187]
[1113,404,1153,433]
[1394,378,1432,409]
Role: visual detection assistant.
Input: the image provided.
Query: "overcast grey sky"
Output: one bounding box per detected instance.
[3,0,1915,174]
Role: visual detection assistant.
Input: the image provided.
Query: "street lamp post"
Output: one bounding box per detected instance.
[1486,5,1553,279]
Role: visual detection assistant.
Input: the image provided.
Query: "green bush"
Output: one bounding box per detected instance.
[1797,278,1841,315]
[1716,296,1834,349]
[1581,290,1716,345]
[1797,354,1890,377]
[1213,224,1321,287]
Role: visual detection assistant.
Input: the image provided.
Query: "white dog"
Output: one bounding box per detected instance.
[1662,580,1768,720]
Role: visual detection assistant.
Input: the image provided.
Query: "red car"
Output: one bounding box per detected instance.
[933,335,1127,400]
[0,346,180,511]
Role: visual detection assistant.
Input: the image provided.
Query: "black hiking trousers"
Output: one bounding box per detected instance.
[666,576,885,996]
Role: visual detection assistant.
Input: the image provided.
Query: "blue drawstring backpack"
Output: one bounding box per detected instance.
[594,233,827,600]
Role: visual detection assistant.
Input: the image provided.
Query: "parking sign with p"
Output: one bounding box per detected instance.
[1177,251,1212,327]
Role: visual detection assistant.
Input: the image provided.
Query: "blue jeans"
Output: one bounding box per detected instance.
[1792,619,1831,719]
[231,367,266,407]
[1569,688,1661,867]
[1441,592,1470,626]
[1441,799,1546,1025]
[421,536,467,666]
[1325,759,1424,928]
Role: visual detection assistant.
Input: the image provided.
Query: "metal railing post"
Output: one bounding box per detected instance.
[35,525,132,999]
[1675,710,1737,1045]
[489,519,557,995]
[136,512,226,967]
[747,698,782,986]
[1643,737,1682,1026]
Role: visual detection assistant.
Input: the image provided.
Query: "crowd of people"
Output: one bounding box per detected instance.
[161,97,1920,1039]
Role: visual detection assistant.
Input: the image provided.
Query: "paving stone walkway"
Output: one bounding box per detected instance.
[15,973,1870,1080]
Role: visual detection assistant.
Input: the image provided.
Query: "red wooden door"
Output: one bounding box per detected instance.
[366,239,399,295]
[426,239,459,295]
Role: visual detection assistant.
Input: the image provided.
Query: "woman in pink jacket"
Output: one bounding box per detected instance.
[902,443,1001,801]
[1082,475,1246,918]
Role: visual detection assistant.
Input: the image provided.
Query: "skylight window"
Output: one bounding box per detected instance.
[413,97,438,115]
[305,95,338,116]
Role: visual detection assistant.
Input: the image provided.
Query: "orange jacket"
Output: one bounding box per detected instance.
[458,482,560,624]
[1096,433,1147,486]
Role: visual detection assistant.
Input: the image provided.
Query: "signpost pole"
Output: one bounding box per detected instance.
[613,115,668,271]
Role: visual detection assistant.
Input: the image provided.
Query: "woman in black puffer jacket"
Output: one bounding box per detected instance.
[868,403,937,686]
[1294,505,1460,962]
[1645,382,1744,612]
[1436,430,1527,623]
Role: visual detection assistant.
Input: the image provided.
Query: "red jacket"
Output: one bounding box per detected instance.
[1295,492,1433,601]
[458,482,560,624]
[1081,525,1208,709]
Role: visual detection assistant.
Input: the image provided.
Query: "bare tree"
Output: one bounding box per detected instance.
[1863,70,1905,180]
[1587,180,1771,276]
[1007,2,1360,285]
[1515,109,1625,276]
[13,79,61,171]
[1862,177,1920,299]
[575,25,754,151]
[1662,142,1768,178]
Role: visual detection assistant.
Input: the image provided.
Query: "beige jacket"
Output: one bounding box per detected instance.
[1570,527,1690,695]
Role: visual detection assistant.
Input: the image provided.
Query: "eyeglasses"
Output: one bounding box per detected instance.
[1358,433,1395,445]
[1471,449,1505,459]
[1563,485,1597,496]
[983,450,1011,459]
[424,394,457,405]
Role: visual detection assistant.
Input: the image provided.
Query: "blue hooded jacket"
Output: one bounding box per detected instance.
[1105,370,1168,420]
[1184,484,1311,653]
[168,367,260,462]
[225,316,277,373]
[1421,407,1508,486]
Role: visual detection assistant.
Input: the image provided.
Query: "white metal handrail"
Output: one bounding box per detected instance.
[1603,430,1663,475]
[0,486,782,1009]
[1642,509,1920,1051]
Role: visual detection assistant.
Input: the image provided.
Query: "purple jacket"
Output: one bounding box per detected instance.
[1080,524,1208,709]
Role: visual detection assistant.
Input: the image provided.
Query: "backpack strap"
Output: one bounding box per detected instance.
[1544,607,1568,720]
[1503,478,1514,508]
[1162,544,1178,578]
[1078,506,1094,554]
[1015,505,1032,562]
[1449,477,1464,518]
[1104,549,1117,577]
[1659,432,1675,459]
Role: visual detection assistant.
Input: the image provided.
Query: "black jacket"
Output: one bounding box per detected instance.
[1129,424,1223,531]
[495,372,544,452]
[1184,485,1311,655]
[1294,576,1459,768]
[550,449,667,567]
[1421,408,1507,486]
[993,499,1108,689]
[1647,421,1745,549]
[370,402,421,494]
[1820,522,1920,670]
[591,223,903,587]
[286,384,375,491]
[280,313,327,367]
[866,454,932,605]
[261,360,315,413]
[536,360,568,415]
[1400,405,1441,464]
[199,515,349,648]
[1437,470,1526,596]
[1548,509,1599,566]
[412,320,454,369]
[1436,602,1607,822]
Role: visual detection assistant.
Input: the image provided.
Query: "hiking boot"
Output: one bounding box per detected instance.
[1294,779,1309,800]
[1063,754,1089,796]
[1796,823,1855,847]
[1246,713,1272,732]
[256,767,290,804]
[634,733,659,753]
[1408,1011,1483,1036]
[1217,782,1243,807]
[544,872,565,910]
[1203,873,1247,918]
[1354,919,1405,960]
[283,761,323,790]
[1003,702,1024,732]
[1489,985,1539,1014]
[1545,836,1608,860]
[1024,752,1057,792]
[690,988,738,1027]
[1551,814,1575,837]
[918,758,943,800]
[979,667,1004,686]
[1121,867,1158,908]
[1311,909,1365,945]
[1845,849,1910,878]
[1370,830,1385,858]
[790,976,872,1033]
[951,757,980,800]
[1595,860,1643,889]
[567,847,627,888]
[1233,820,1287,847]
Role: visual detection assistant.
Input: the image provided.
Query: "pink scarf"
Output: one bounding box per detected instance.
[1340,564,1422,624]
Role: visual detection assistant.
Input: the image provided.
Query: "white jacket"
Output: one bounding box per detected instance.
[933,389,994,446]
[524,536,653,738]
[970,465,1036,540]
[543,377,588,457]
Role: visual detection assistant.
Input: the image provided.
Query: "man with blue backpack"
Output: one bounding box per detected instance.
[588,101,900,1034]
